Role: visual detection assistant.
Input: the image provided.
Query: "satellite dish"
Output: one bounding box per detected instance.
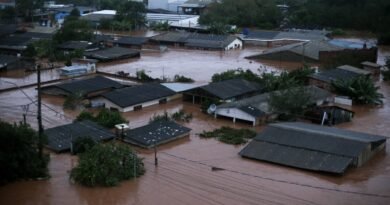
[207,104,217,114]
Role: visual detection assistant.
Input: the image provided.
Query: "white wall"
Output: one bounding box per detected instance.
[92,96,176,113]
[225,38,243,50]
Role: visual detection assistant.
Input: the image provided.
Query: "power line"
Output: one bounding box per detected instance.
[160,152,390,199]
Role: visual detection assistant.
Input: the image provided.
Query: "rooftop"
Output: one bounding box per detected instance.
[244,30,328,42]
[337,65,371,75]
[44,120,115,152]
[361,61,381,68]
[41,76,124,96]
[309,66,368,83]
[102,83,176,108]
[109,36,149,46]
[240,122,386,174]
[84,46,140,61]
[198,79,263,100]
[123,120,191,148]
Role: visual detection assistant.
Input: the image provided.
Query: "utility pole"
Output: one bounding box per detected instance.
[37,63,44,158]
[154,140,158,166]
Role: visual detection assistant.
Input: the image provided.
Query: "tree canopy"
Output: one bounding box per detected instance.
[0,121,49,185]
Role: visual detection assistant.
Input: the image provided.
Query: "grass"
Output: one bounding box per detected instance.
[199,127,256,145]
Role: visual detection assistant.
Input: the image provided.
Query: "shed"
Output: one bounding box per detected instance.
[44,120,115,152]
[239,122,387,174]
[41,76,124,98]
[123,120,191,149]
[97,83,177,112]
[304,105,354,125]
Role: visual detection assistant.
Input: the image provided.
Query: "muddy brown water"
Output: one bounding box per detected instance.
[0,44,390,205]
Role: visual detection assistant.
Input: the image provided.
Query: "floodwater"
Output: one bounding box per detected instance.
[0,43,390,205]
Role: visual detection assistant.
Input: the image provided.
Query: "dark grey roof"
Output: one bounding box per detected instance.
[110,36,148,46]
[123,120,191,148]
[240,122,386,174]
[80,13,115,22]
[245,30,280,40]
[0,35,31,47]
[44,120,115,152]
[151,32,191,43]
[84,47,140,61]
[102,83,176,108]
[201,79,263,100]
[14,32,53,40]
[309,68,363,83]
[58,41,94,50]
[43,76,124,96]
[0,54,19,65]
[0,24,17,37]
[151,32,239,49]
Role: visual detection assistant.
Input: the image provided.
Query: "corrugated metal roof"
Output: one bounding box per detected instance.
[44,120,115,152]
[84,47,140,61]
[309,68,363,83]
[123,120,191,148]
[337,65,371,75]
[239,122,387,174]
[200,79,263,100]
[161,82,207,93]
[42,76,123,96]
[102,83,176,108]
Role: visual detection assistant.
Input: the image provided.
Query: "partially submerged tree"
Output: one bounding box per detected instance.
[332,76,384,105]
[269,86,313,120]
[70,143,145,187]
[0,121,49,185]
[63,91,85,110]
[199,127,256,145]
[75,109,127,128]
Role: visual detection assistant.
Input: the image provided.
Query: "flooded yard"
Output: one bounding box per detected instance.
[0,44,390,205]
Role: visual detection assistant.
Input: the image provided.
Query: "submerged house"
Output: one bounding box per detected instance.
[41,76,124,98]
[305,105,354,125]
[107,36,149,50]
[0,54,20,70]
[122,120,191,148]
[183,79,263,104]
[94,83,177,112]
[84,46,140,62]
[45,120,115,152]
[150,32,242,51]
[239,122,387,174]
[214,85,332,126]
[309,65,371,90]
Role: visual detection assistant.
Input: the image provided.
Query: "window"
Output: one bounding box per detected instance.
[159,98,167,104]
[134,105,142,111]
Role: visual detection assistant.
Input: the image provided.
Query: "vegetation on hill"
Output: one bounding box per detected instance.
[0,121,49,185]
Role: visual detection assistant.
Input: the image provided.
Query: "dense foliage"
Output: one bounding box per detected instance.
[173,75,195,83]
[70,143,145,187]
[383,59,390,81]
[269,86,313,120]
[332,76,384,105]
[211,67,314,92]
[0,121,49,185]
[63,91,85,110]
[199,0,282,29]
[199,127,256,145]
[115,1,146,30]
[71,136,96,155]
[75,109,127,128]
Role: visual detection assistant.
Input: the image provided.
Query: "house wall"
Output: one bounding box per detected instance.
[357,142,386,167]
[215,108,257,125]
[225,39,243,50]
[95,95,176,112]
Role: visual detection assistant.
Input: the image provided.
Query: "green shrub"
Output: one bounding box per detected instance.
[72,136,96,155]
[70,143,145,187]
[173,75,194,83]
[199,127,256,145]
[0,121,49,185]
[95,109,127,128]
[75,111,95,121]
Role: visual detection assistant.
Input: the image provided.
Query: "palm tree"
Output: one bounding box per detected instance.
[332,76,384,105]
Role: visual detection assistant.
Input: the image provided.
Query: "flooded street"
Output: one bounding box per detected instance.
[0,44,390,205]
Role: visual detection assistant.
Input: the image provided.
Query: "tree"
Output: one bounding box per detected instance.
[332,76,384,105]
[173,75,194,83]
[63,91,85,110]
[199,127,256,145]
[269,86,313,120]
[72,136,96,155]
[54,19,93,43]
[16,0,44,21]
[115,1,146,30]
[0,121,49,185]
[70,143,145,187]
[95,109,127,128]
